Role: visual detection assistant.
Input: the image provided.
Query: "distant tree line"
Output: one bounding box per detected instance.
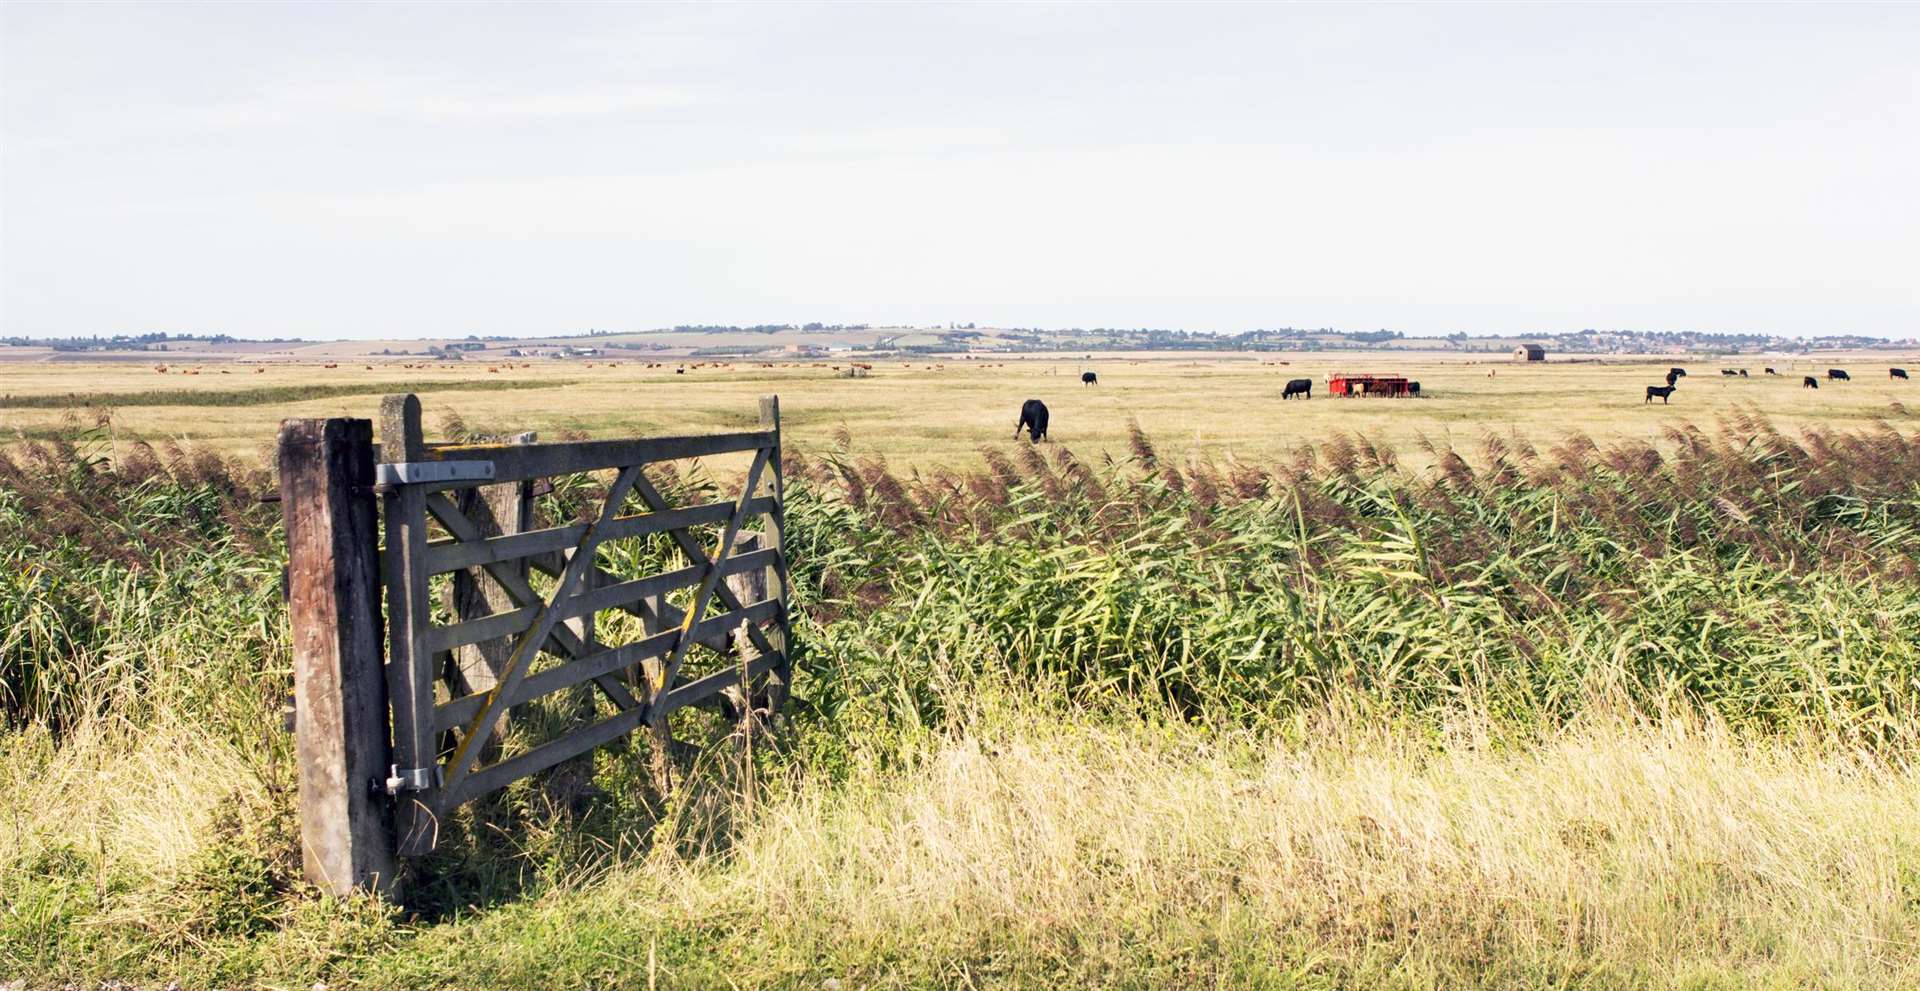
[665,323,874,334]
[0,331,307,351]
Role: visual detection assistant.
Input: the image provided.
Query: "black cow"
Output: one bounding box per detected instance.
[1408,381,1421,396]
[1081,371,1098,386]
[1804,376,1819,389]
[1721,369,1738,376]
[1765,367,1778,375]
[1015,399,1049,442]
[1282,378,1312,400]
[1739,369,1749,377]
[1892,368,1909,380]
[1829,369,1850,381]
[1646,384,1677,405]
[1667,367,1687,380]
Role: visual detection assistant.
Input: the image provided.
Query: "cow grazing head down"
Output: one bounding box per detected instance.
[1804,376,1820,389]
[1016,399,1050,443]
[1282,378,1312,400]
[1081,371,1098,386]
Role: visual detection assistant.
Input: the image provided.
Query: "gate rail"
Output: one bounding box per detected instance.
[279,393,789,897]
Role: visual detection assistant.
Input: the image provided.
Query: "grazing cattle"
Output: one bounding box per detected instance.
[1721,369,1738,376]
[1804,376,1819,389]
[1015,399,1049,442]
[1082,371,1098,386]
[1739,369,1748,377]
[1668,367,1687,380]
[1282,378,1312,400]
[1646,384,1677,405]
[1828,369,1850,381]
[1765,367,1778,375]
[1892,368,1910,380]
[1409,381,1421,396]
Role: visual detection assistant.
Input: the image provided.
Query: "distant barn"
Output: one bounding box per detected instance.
[1328,372,1416,398]
[1514,344,1546,362]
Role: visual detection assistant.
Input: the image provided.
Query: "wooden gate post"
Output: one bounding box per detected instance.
[380,394,441,856]
[279,417,396,897]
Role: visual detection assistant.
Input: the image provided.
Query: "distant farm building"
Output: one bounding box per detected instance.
[1328,373,1415,398]
[1514,344,1546,361]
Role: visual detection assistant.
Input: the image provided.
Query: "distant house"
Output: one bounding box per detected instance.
[1514,344,1546,361]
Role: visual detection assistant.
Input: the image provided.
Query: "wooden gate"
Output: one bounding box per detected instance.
[278,393,789,897]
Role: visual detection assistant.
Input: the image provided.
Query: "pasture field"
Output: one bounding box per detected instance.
[5,355,1920,988]
[4,350,1918,469]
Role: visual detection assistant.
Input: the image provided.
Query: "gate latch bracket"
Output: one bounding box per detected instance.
[383,764,443,796]
[375,460,495,488]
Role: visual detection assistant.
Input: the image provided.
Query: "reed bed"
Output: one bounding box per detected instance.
[785,414,1920,748]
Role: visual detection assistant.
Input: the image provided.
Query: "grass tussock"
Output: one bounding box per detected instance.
[4,414,1920,986]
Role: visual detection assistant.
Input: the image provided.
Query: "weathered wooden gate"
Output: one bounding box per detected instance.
[278,393,789,897]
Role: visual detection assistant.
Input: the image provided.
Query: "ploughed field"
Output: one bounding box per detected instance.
[4,351,1918,469]
[5,371,1920,987]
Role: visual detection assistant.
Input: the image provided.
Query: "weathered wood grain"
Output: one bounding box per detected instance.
[279,417,395,896]
[421,492,641,714]
[759,395,792,713]
[437,465,644,799]
[397,430,774,488]
[425,549,778,655]
[432,599,783,732]
[441,432,535,749]
[378,395,442,857]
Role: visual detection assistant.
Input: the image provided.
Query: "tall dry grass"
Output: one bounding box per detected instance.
[357,691,1920,988]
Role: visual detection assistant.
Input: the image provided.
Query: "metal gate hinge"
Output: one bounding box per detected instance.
[374,460,495,487]
[383,764,442,795]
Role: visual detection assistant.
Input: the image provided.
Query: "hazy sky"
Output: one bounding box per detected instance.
[3,3,1915,340]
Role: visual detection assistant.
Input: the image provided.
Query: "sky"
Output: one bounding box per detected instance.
[2,2,1916,341]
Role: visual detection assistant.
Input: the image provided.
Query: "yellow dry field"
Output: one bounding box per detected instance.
[4,351,1917,470]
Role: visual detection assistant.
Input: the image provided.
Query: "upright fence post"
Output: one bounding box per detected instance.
[380,394,441,856]
[279,417,395,897]
[759,395,791,713]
